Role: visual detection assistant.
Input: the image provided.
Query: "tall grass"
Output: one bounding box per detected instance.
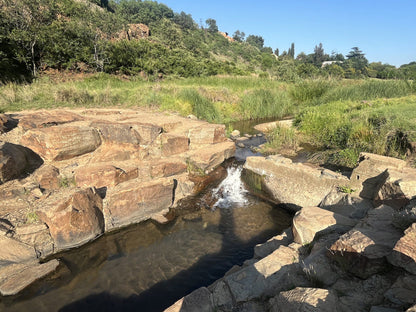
[239,89,292,119]
[178,89,221,123]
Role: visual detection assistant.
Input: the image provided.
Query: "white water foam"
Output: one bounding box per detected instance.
[213,166,248,208]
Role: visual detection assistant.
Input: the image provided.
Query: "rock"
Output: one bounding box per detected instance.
[230,129,240,138]
[350,152,407,200]
[128,122,161,144]
[90,121,142,145]
[14,223,54,258]
[384,275,416,306]
[244,155,348,208]
[150,159,187,178]
[104,178,176,232]
[223,244,303,302]
[387,223,416,275]
[370,307,400,312]
[292,206,356,245]
[0,114,17,133]
[320,190,373,219]
[0,259,59,296]
[0,235,37,263]
[331,275,393,312]
[188,124,226,145]
[75,163,138,188]
[254,119,293,133]
[37,188,104,250]
[160,133,189,156]
[328,205,402,279]
[254,228,293,259]
[164,287,213,312]
[210,280,233,309]
[17,110,83,131]
[21,125,101,161]
[34,164,60,190]
[269,287,340,312]
[187,114,198,120]
[407,305,416,312]
[0,142,43,183]
[188,141,235,174]
[90,142,145,162]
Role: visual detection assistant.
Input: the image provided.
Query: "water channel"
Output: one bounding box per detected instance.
[2,119,293,312]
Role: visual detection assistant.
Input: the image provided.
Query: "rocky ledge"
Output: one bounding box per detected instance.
[166,152,416,312]
[0,109,235,296]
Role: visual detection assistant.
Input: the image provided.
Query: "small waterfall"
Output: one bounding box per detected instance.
[212,166,248,209]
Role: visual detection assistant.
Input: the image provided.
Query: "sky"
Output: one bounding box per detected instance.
[159,0,416,67]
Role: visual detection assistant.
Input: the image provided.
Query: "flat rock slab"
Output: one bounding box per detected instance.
[269,287,340,312]
[244,155,348,208]
[0,235,37,263]
[187,141,235,174]
[293,206,356,245]
[17,110,84,131]
[0,259,59,296]
[254,119,293,133]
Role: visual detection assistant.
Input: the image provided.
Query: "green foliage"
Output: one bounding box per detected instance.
[263,125,298,151]
[205,18,218,33]
[246,35,264,50]
[239,89,291,119]
[289,79,332,104]
[179,89,221,123]
[337,185,356,194]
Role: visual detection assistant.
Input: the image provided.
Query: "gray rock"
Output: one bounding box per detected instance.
[320,190,373,219]
[384,274,416,306]
[164,287,213,312]
[269,287,340,312]
[254,228,292,259]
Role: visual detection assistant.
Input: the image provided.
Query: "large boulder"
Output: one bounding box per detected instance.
[104,177,177,231]
[90,121,142,145]
[243,155,348,208]
[21,125,101,161]
[292,206,356,245]
[34,164,60,190]
[387,223,416,274]
[187,124,226,145]
[269,287,340,312]
[384,275,416,307]
[127,122,162,145]
[0,114,17,133]
[320,190,373,219]
[37,188,104,250]
[164,287,213,312]
[350,152,407,200]
[14,223,55,258]
[328,205,402,279]
[0,142,43,183]
[160,133,189,156]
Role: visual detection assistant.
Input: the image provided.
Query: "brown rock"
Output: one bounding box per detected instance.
[91,143,145,162]
[0,235,37,263]
[188,141,235,174]
[161,133,189,156]
[188,124,226,145]
[37,188,104,250]
[0,259,59,296]
[269,287,340,312]
[243,155,348,208]
[104,178,176,231]
[0,142,43,184]
[21,125,101,161]
[17,110,83,131]
[90,121,142,145]
[293,206,356,245]
[34,165,60,190]
[0,114,17,133]
[164,287,213,312]
[387,223,416,274]
[150,159,187,178]
[14,223,55,258]
[128,122,161,144]
[328,205,402,279]
[75,164,138,188]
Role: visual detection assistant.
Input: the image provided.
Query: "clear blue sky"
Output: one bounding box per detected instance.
[160,0,415,67]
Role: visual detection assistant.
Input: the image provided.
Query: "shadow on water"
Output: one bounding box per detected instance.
[58,196,290,312]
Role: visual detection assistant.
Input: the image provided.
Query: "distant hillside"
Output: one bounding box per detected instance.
[0,0,415,82]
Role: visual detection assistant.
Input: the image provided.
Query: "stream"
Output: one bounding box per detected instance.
[1,119,293,312]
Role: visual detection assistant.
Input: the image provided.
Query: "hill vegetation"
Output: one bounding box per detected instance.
[1,0,416,82]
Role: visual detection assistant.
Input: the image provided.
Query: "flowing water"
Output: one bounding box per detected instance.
[2,164,292,312]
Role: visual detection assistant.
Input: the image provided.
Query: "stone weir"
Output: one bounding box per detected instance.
[0,109,235,296]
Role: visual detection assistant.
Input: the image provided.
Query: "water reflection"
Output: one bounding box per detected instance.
[2,184,291,312]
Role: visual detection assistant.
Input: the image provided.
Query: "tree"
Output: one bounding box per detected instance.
[246,35,264,50]
[205,18,218,33]
[312,43,326,67]
[274,48,279,57]
[346,47,368,74]
[288,42,295,59]
[172,11,197,30]
[232,30,245,42]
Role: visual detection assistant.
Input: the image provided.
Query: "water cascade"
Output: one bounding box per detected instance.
[212,166,248,209]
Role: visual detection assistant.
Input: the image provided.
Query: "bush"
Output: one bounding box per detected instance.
[179,89,221,123]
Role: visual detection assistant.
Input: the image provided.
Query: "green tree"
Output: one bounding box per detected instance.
[312,43,326,67]
[232,30,245,42]
[288,42,295,59]
[172,11,197,30]
[205,18,218,33]
[346,47,368,74]
[246,35,264,50]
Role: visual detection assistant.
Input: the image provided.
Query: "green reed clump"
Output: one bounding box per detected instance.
[239,89,291,119]
[263,125,298,151]
[179,88,221,123]
[288,79,332,104]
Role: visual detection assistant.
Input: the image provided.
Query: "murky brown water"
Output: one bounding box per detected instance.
[1,167,291,312]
